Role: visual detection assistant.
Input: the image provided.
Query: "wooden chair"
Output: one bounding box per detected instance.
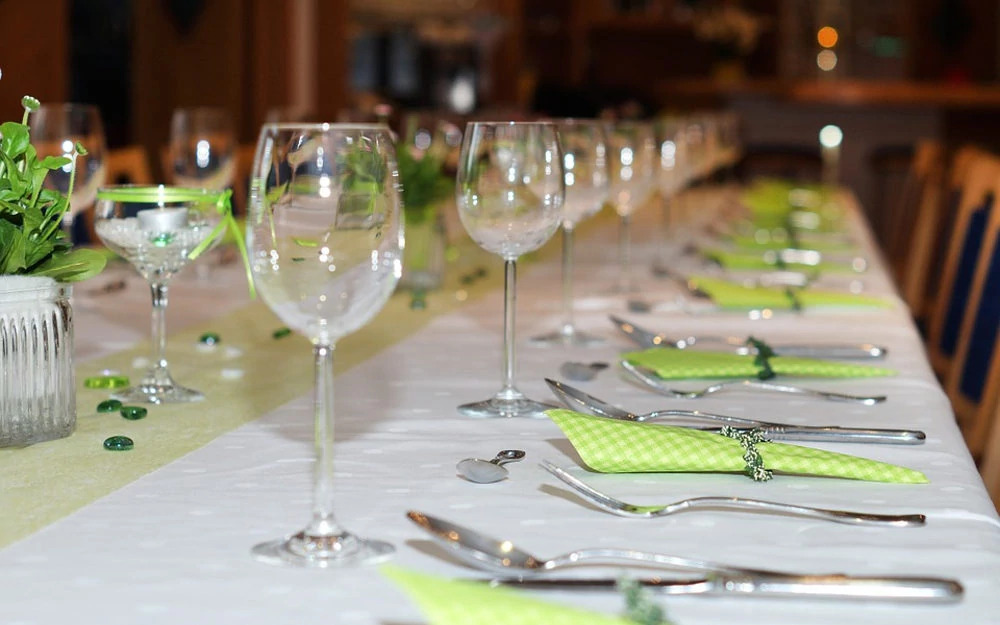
[887,140,943,312]
[978,399,1000,507]
[945,178,1000,456]
[925,150,1000,378]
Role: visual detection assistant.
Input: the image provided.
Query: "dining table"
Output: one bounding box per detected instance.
[2,184,999,625]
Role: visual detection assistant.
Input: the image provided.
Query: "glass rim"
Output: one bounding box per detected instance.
[96,184,225,203]
[259,122,392,132]
[464,120,556,127]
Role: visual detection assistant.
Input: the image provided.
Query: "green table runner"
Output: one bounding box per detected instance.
[548,410,928,483]
[688,276,893,311]
[623,347,895,380]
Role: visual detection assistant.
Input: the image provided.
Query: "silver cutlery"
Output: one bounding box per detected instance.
[610,315,887,359]
[456,450,525,484]
[495,576,961,602]
[545,378,920,444]
[540,460,926,526]
[621,360,887,405]
[406,511,961,602]
[558,361,609,382]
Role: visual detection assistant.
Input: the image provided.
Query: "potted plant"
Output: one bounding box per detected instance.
[0,96,106,446]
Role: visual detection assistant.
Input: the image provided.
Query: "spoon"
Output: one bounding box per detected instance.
[558,361,608,382]
[456,449,525,483]
[404,511,962,601]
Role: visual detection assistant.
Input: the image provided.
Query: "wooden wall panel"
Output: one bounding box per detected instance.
[0,0,68,120]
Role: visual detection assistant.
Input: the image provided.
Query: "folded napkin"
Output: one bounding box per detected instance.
[702,248,852,274]
[688,276,892,310]
[623,347,895,379]
[547,410,927,484]
[728,233,855,252]
[384,566,636,625]
[741,181,843,232]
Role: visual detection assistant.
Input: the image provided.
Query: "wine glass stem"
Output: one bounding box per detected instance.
[502,259,518,395]
[306,342,343,537]
[150,282,169,373]
[618,214,632,292]
[661,196,673,256]
[561,225,575,333]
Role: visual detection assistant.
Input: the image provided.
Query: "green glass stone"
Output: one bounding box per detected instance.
[84,375,130,389]
[120,406,148,420]
[103,436,134,451]
[199,332,221,345]
[151,232,175,247]
[272,327,292,339]
[97,399,123,413]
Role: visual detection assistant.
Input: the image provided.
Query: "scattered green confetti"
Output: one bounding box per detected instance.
[272,327,292,339]
[103,436,134,451]
[151,232,175,247]
[120,406,148,421]
[96,399,123,413]
[199,332,221,346]
[84,375,130,389]
[292,237,319,247]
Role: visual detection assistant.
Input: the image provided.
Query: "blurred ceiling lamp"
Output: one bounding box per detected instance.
[817,26,839,48]
[816,49,838,72]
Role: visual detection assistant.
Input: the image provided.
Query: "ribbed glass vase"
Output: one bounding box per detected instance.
[0,276,75,446]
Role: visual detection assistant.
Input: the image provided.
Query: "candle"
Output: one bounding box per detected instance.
[137,207,188,232]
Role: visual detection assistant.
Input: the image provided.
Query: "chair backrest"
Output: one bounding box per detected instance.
[105,145,154,185]
[946,179,1000,455]
[926,150,1000,378]
[977,399,1000,507]
[893,140,944,315]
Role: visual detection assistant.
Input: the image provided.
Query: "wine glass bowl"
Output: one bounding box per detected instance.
[455,121,564,418]
[94,186,225,403]
[247,123,402,567]
[32,103,107,233]
[606,121,656,292]
[168,107,236,191]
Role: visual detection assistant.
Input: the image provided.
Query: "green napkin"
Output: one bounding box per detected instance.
[383,566,635,625]
[547,410,928,484]
[702,248,851,273]
[623,347,895,379]
[728,233,855,252]
[689,276,892,310]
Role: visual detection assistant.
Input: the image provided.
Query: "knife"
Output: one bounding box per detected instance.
[494,572,963,603]
[610,315,887,360]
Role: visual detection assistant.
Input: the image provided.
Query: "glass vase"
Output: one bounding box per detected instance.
[0,276,75,446]
[400,207,445,292]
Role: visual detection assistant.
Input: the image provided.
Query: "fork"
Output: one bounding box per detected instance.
[540,461,925,527]
[620,360,887,405]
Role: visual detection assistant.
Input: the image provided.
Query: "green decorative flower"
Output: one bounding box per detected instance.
[0,95,106,281]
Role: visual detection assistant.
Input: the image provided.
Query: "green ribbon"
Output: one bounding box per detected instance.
[745,335,777,380]
[719,426,773,482]
[95,186,255,297]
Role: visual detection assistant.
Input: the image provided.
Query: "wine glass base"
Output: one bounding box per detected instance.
[251,531,394,568]
[458,396,558,419]
[530,328,605,347]
[112,383,204,405]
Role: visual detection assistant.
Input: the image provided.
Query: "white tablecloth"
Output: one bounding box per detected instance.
[2,190,999,625]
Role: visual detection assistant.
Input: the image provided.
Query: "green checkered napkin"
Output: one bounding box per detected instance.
[383,566,634,625]
[623,347,895,380]
[547,410,928,483]
[702,248,851,273]
[728,233,855,252]
[689,276,892,310]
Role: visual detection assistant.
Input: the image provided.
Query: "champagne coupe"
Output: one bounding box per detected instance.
[94,186,224,403]
[531,120,609,346]
[456,121,564,418]
[167,107,236,191]
[247,124,403,567]
[606,121,656,292]
[32,103,107,238]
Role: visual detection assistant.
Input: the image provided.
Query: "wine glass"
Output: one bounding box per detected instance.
[94,186,225,403]
[247,124,403,567]
[167,107,236,191]
[456,121,564,418]
[654,117,687,267]
[531,119,609,346]
[606,121,656,292]
[31,103,107,238]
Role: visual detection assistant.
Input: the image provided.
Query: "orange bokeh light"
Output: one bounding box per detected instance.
[817,26,839,48]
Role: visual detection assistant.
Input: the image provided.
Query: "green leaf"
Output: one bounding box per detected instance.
[0,122,30,157]
[38,155,71,170]
[31,247,107,282]
[0,219,27,274]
